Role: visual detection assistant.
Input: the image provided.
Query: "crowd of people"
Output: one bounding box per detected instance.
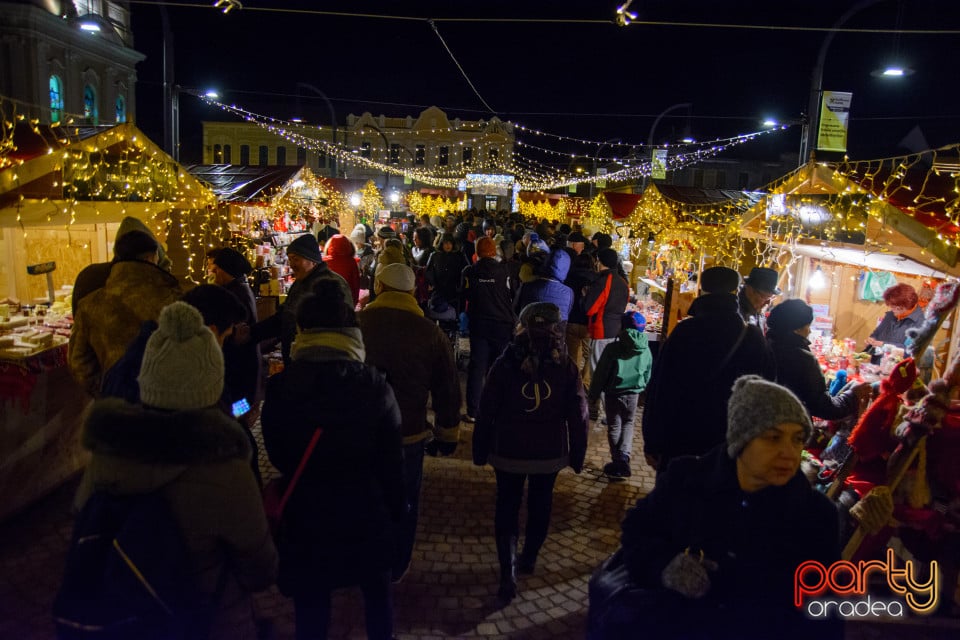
[58,212,956,638]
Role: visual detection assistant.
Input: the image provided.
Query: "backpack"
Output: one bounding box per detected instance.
[52,490,205,640]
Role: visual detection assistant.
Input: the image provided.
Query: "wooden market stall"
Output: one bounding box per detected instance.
[0,121,218,519]
[740,157,960,370]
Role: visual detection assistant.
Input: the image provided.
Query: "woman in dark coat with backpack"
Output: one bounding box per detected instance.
[261,280,405,640]
[473,302,589,603]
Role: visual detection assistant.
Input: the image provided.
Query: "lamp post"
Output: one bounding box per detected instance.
[638,102,692,192]
[799,0,883,166]
[160,5,178,161]
[296,82,338,178]
[590,138,621,199]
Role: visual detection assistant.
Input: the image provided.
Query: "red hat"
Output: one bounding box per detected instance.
[476,236,497,259]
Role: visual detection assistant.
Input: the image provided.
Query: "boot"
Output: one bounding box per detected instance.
[517,547,538,575]
[495,535,517,602]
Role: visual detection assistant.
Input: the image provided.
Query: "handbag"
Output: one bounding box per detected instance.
[262,427,323,537]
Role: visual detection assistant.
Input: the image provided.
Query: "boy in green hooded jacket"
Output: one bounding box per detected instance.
[588,311,653,479]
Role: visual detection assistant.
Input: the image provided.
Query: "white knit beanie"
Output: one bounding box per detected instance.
[139,301,224,410]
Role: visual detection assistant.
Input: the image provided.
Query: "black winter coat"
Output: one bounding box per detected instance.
[260,349,405,593]
[767,330,858,421]
[221,277,261,405]
[461,257,516,339]
[425,250,469,309]
[620,446,841,639]
[473,341,589,475]
[641,293,775,466]
[564,264,596,326]
[583,268,629,339]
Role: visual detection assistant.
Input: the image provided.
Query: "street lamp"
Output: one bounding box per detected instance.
[800,0,883,165]
[296,82,338,179]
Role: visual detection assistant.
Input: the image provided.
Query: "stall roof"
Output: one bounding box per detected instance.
[653,185,764,223]
[184,164,304,203]
[0,123,216,227]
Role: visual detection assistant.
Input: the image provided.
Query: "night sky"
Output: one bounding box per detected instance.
[130,1,960,166]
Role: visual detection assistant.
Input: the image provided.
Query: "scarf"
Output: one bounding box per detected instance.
[364,290,425,317]
[290,327,366,362]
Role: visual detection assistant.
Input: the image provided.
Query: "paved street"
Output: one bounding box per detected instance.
[1,401,958,639]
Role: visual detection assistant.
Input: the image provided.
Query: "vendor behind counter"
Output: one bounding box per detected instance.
[864,283,924,361]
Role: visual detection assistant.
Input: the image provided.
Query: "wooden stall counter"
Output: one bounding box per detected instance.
[0,342,90,521]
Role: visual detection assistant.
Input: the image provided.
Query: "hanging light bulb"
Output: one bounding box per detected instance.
[809,266,827,291]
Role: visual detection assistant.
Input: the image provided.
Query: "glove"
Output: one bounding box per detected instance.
[661,550,717,599]
[850,486,894,534]
[425,439,457,457]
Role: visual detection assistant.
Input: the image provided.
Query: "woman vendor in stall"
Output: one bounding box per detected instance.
[865,283,924,353]
[766,299,872,421]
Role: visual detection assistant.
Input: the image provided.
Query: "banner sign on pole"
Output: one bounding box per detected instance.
[596,167,607,189]
[651,149,668,180]
[816,91,853,152]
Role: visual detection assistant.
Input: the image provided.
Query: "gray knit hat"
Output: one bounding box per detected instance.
[139,302,224,410]
[726,375,812,457]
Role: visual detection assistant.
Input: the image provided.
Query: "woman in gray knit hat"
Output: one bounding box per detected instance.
[589,375,842,640]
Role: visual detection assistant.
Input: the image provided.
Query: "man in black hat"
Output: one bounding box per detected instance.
[642,265,775,474]
[738,267,781,331]
[250,234,351,364]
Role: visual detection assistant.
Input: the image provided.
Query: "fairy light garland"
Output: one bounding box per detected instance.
[195,94,788,190]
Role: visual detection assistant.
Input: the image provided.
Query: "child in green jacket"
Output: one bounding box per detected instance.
[588,311,653,478]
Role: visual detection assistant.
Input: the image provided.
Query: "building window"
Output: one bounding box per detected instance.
[276,146,286,166]
[49,75,63,123]
[223,144,231,164]
[258,145,268,166]
[439,146,449,166]
[83,84,98,124]
[715,172,726,188]
[297,147,306,166]
[317,150,327,168]
[361,141,371,158]
[738,172,750,189]
[415,144,425,165]
[390,144,401,165]
[213,144,222,163]
[488,148,499,162]
[115,95,126,123]
[239,145,250,165]
[463,146,473,165]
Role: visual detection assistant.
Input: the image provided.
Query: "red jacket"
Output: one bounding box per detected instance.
[323,234,360,304]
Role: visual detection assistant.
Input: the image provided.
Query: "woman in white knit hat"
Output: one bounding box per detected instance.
[73,301,278,639]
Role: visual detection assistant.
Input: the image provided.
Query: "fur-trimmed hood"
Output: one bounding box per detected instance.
[76,398,252,507]
[84,398,250,465]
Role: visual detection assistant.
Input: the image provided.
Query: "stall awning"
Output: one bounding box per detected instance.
[603,192,642,219]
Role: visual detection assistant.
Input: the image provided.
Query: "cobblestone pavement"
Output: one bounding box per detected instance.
[2,400,959,639]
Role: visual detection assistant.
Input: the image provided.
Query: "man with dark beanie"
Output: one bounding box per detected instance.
[461,236,517,422]
[250,234,350,364]
[583,248,630,415]
[642,266,775,473]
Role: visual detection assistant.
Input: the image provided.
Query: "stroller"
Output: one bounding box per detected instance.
[424,293,470,370]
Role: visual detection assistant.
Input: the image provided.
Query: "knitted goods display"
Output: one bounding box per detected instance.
[847,358,916,463]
